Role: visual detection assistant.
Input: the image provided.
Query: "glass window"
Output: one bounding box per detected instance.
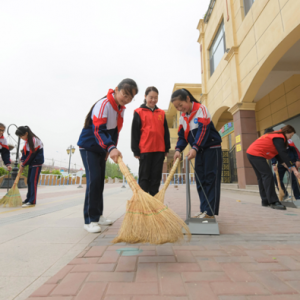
[209,21,226,76]
[244,0,255,16]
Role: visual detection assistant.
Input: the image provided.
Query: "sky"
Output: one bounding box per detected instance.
[0,0,210,173]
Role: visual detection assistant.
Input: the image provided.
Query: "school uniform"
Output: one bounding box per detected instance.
[247,133,295,207]
[272,139,300,199]
[78,89,124,224]
[175,102,222,216]
[131,104,170,196]
[21,138,44,204]
[0,135,11,167]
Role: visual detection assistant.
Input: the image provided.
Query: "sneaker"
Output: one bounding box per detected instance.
[99,216,113,225]
[84,222,101,233]
[22,200,28,204]
[270,201,286,210]
[22,203,35,208]
[262,203,270,207]
[193,212,203,218]
[194,211,214,219]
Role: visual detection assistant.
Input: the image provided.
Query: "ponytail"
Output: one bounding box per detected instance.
[15,126,40,152]
[171,89,199,103]
[266,125,296,148]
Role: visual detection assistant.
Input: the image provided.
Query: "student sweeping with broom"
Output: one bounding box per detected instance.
[0,123,12,172]
[172,89,222,219]
[247,125,300,210]
[131,86,170,196]
[15,126,44,208]
[78,78,138,233]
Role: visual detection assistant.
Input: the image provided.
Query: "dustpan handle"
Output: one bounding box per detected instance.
[161,158,180,192]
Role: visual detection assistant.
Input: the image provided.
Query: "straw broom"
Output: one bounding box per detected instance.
[112,157,191,245]
[0,171,22,207]
[275,170,285,201]
[154,158,180,203]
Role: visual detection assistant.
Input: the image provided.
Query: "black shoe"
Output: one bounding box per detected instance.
[262,203,269,207]
[22,200,28,204]
[270,202,286,210]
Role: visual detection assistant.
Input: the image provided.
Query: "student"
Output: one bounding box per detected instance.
[272,137,300,200]
[131,86,170,196]
[78,78,138,233]
[16,126,44,208]
[247,125,300,210]
[0,123,12,172]
[172,89,222,219]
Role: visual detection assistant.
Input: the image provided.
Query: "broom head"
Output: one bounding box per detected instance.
[0,185,22,207]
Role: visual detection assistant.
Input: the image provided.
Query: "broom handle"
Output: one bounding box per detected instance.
[161,158,180,192]
[12,170,22,188]
[275,170,284,195]
[117,157,140,192]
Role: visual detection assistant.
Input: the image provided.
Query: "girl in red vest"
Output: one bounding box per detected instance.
[131,86,170,196]
[247,125,300,210]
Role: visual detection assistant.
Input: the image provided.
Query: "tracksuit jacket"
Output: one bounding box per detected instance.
[20,137,44,167]
[0,135,11,166]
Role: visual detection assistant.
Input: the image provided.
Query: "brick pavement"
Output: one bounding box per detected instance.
[25,186,300,300]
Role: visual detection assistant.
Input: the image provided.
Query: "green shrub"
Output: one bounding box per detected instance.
[82,174,86,178]
[0,167,8,176]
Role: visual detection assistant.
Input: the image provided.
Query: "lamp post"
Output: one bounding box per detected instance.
[66,145,75,174]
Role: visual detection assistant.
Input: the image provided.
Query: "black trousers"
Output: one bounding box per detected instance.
[80,149,106,224]
[138,152,165,196]
[247,154,279,205]
[195,147,222,216]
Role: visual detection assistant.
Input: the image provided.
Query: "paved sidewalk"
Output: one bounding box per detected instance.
[19,185,300,299]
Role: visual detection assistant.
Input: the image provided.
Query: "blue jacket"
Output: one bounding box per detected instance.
[21,138,44,167]
[175,102,222,152]
[0,136,11,166]
[78,94,125,153]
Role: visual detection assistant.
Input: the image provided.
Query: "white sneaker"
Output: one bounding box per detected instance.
[99,216,113,225]
[194,211,204,218]
[84,222,101,233]
[22,203,35,208]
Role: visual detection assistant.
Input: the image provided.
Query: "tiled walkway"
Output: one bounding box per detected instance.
[26,186,300,300]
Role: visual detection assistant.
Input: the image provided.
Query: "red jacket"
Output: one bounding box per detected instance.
[131,105,170,155]
[247,133,286,159]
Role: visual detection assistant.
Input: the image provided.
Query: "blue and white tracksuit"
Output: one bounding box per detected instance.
[0,135,11,167]
[175,102,222,216]
[21,138,44,204]
[78,92,124,224]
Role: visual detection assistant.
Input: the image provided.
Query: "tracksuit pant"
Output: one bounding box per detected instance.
[274,164,300,199]
[24,166,42,204]
[247,154,279,205]
[80,149,106,224]
[138,152,165,196]
[195,147,222,216]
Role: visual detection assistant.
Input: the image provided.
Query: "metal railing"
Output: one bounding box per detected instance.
[161,173,196,185]
[38,174,83,186]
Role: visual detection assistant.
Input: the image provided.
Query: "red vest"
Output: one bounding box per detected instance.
[247,133,286,159]
[135,107,165,153]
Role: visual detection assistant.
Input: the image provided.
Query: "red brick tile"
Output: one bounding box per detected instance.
[218,297,247,300]
[30,284,56,297]
[103,296,132,300]
[139,246,156,251]
[116,256,137,272]
[210,282,269,295]
[106,282,159,295]
[160,272,187,295]
[221,263,256,282]
[74,282,107,300]
[276,256,300,270]
[286,281,300,293]
[274,271,300,281]
[137,250,156,256]
[245,250,280,263]
[68,257,99,264]
[220,245,247,256]
[77,250,88,258]
[51,273,88,296]
[191,250,228,257]
[71,263,115,272]
[186,282,218,300]
[27,297,73,300]
[247,296,300,300]
[156,246,174,256]
[174,251,196,263]
[132,297,189,300]
[252,271,298,295]
[139,256,176,263]
[197,260,223,272]
[84,246,107,257]
[46,265,74,284]
[214,256,256,263]
[262,250,299,256]
[173,246,206,251]
[136,263,158,282]
[98,251,120,263]
[240,263,288,271]
[87,272,135,282]
[159,263,201,272]
[182,271,230,282]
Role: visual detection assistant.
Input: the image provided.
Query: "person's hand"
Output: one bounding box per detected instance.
[109,148,122,163]
[282,163,288,170]
[105,152,109,161]
[273,165,278,172]
[187,149,197,161]
[173,151,181,163]
[294,170,300,180]
[296,161,300,169]
[134,156,140,160]
[7,165,12,172]
[19,165,24,173]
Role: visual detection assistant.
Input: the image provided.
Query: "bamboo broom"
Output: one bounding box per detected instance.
[275,170,285,201]
[112,157,191,245]
[0,171,22,207]
[154,158,180,203]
